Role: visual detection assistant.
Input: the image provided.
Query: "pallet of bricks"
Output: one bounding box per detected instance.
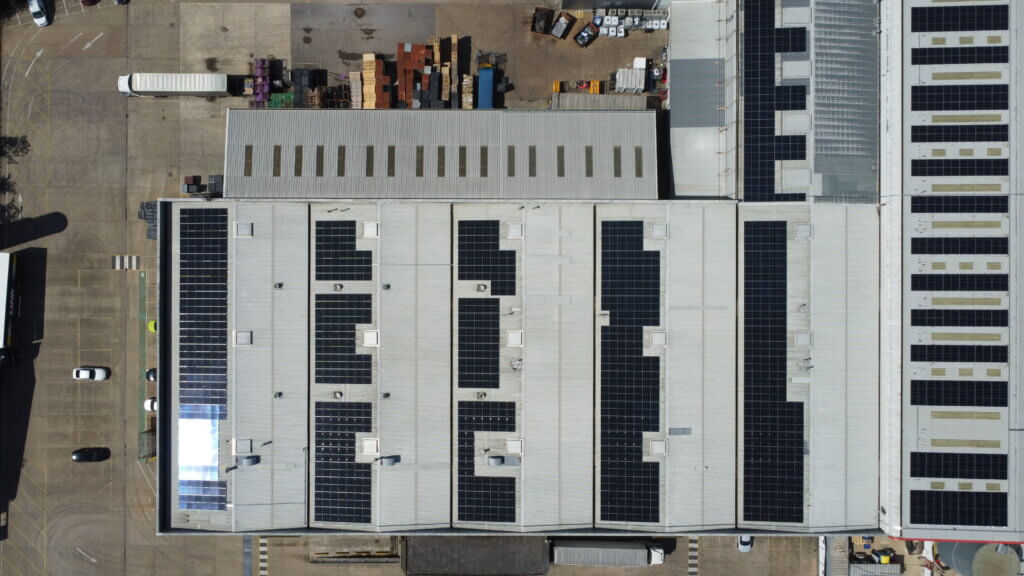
[360,53,392,109]
[397,43,428,109]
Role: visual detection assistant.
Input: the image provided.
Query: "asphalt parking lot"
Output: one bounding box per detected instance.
[0,3,776,576]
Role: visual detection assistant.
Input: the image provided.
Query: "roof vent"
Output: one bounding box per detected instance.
[235,222,254,237]
[487,456,505,466]
[476,283,488,293]
[378,455,400,466]
[237,455,261,466]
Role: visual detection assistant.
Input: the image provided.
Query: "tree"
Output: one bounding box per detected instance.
[0,136,30,164]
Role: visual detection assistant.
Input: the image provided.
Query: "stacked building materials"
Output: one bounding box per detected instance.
[461,74,474,110]
[397,43,428,108]
[615,58,647,94]
[290,68,328,108]
[249,58,270,107]
[351,72,362,109]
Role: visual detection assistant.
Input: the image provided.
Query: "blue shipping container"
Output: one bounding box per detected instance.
[478,68,494,109]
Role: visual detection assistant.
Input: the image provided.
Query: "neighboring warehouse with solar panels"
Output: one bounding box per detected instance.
[880,0,1023,542]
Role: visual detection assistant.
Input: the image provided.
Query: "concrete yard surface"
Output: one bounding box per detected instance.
[695,536,820,576]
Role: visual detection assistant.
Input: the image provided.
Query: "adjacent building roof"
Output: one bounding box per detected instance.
[223,109,660,200]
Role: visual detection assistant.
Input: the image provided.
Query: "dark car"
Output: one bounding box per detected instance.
[574,22,599,47]
[81,0,99,6]
[146,368,157,382]
[72,447,111,463]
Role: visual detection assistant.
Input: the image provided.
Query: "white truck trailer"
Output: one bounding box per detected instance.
[551,540,665,567]
[118,73,228,97]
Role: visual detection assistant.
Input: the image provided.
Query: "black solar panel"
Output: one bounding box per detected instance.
[774,85,807,111]
[911,125,1009,143]
[315,294,372,385]
[912,46,1009,66]
[315,221,372,281]
[911,452,1007,480]
[911,85,1008,111]
[458,298,500,389]
[911,6,1009,33]
[458,220,516,296]
[741,0,807,202]
[314,402,372,524]
[457,401,516,523]
[911,380,1008,407]
[910,345,1007,363]
[911,309,1008,327]
[911,274,1008,292]
[743,221,803,523]
[910,490,1007,527]
[177,208,229,511]
[178,208,229,412]
[911,195,1008,213]
[178,480,227,511]
[911,159,1008,177]
[911,237,1008,255]
[600,221,660,524]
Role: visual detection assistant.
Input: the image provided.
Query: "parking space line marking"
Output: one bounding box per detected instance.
[8,518,44,556]
[9,499,44,535]
[66,32,84,47]
[137,461,155,496]
[2,554,32,576]
[3,538,43,575]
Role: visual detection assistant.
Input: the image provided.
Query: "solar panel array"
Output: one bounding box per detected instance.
[599,221,660,523]
[178,209,229,411]
[742,0,807,202]
[457,298,500,388]
[743,221,804,523]
[178,480,228,511]
[457,220,516,295]
[177,208,228,511]
[315,294,372,384]
[905,0,1011,531]
[910,380,1008,407]
[314,402,373,524]
[910,491,1007,527]
[910,452,1007,480]
[457,401,516,523]
[315,220,372,281]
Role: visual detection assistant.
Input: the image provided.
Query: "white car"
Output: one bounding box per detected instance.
[27,0,51,27]
[72,366,110,381]
[737,535,754,553]
[143,397,158,412]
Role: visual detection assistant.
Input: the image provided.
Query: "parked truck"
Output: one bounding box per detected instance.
[118,73,229,97]
[551,540,665,567]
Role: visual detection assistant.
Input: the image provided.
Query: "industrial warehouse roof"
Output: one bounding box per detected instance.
[223,110,659,200]
[157,198,883,535]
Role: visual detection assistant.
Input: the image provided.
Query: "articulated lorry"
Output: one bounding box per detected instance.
[118,73,229,97]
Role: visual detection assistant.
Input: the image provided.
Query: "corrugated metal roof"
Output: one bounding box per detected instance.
[223,109,658,200]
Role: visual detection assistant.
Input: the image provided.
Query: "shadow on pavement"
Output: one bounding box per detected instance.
[0,247,47,540]
[0,212,68,250]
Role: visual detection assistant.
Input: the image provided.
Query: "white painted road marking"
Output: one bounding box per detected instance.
[66,32,84,47]
[25,49,43,77]
[76,547,98,563]
[82,33,104,51]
